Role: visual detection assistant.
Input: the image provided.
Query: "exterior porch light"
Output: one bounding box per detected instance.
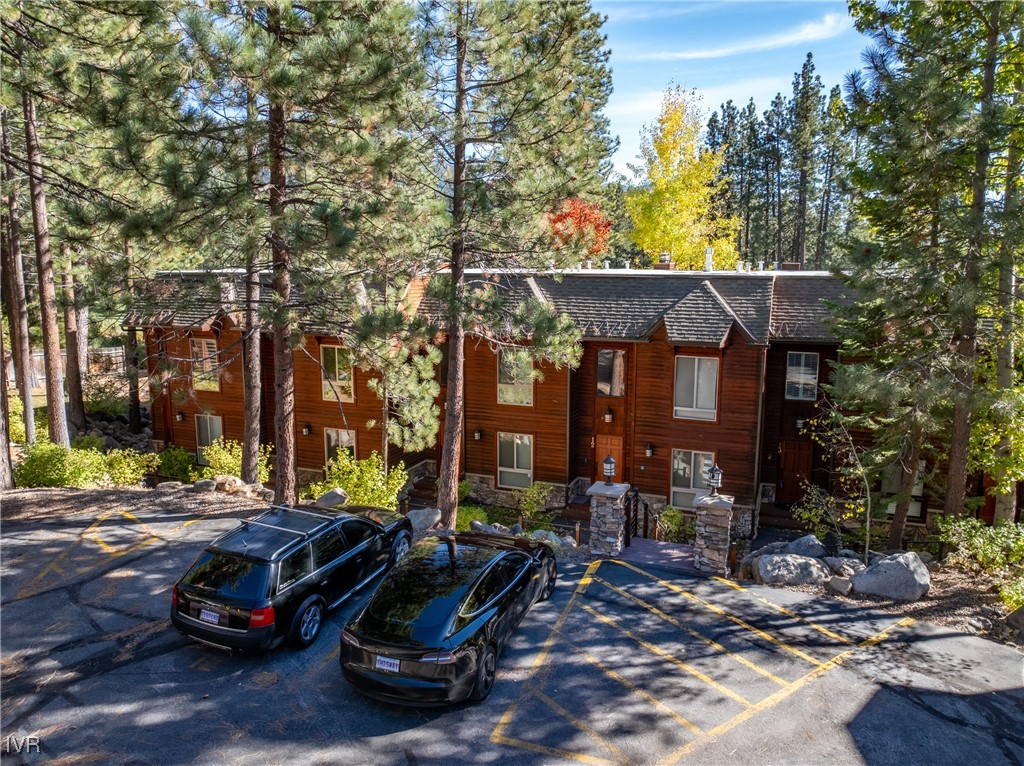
[474,427,482,441]
[795,416,806,430]
[645,442,654,457]
[175,411,185,422]
[302,423,312,436]
[707,463,723,496]
[604,406,613,423]
[603,454,616,485]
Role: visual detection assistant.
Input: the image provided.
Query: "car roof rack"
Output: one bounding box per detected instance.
[275,505,337,521]
[241,519,308,536]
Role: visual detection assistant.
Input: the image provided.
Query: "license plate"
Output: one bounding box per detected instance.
[198,609,220,625]
[375,655,400,673]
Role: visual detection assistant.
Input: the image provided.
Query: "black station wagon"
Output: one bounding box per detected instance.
[171,504,413,651]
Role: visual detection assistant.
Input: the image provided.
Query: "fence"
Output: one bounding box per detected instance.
[4,347,126,391]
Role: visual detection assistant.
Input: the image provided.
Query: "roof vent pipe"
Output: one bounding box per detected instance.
[758,261,765,271]
[736,260,744,273]
[586,259,593,270]
[704,246,714,272]
[603,260,610,270]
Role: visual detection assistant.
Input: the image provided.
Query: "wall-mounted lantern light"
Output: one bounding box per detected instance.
[175,411,185,422]
[474,427,482,441]
[604,406,614,423]
[645,442,655,457]
[302,423,312,436]
[795,417,806,430]
[603,454,616,485]
[708,463,723,496]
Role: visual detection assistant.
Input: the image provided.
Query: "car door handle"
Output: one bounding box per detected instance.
[320,580,329,587]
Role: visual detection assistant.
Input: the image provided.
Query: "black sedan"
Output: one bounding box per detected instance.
[340,533,556,705]
[171,504,413,652]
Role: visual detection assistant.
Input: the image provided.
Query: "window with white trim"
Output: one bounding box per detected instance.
[497,432,532,488]
[785,352,819,401]
[195,414,223,466]
[190,338,219,392]
[497,350,533,406]
[324,428,356,467]
[321,345,354,402]
[882,460,925,519]
[673,356,718,420]
[670,449,715,507]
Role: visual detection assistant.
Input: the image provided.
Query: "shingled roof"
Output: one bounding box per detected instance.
[769,274,855,342]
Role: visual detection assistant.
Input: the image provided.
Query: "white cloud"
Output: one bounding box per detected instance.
[599,1,718,24]
[617,12,852,62]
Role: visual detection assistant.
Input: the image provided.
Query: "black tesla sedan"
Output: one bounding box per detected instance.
[171,504,412,652]
[340,533,556,705]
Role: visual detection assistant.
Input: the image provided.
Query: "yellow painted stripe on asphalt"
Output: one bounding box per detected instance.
[610,561,825,668]
[534,687,632,764]
[712,576,853,644]
[17,510,115,598]
[579,602,750,707]
[657,616,916,766]
[594,575,787,687]
[569,641,704,737]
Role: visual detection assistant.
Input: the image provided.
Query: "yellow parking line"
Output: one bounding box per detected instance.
[17,510,115,598]
[579,603,750,707]
[568,641,704,737]
[593,576,787,687]
[610,561,825,668]
[712,577,853,644]
[657,616,916,766]
[534,687,633,765]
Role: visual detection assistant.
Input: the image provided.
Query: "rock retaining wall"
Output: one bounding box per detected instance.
[693,493,734,575]
[587,482,630,557]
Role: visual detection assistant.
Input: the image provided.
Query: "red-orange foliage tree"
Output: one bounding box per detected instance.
[549,198,611,256]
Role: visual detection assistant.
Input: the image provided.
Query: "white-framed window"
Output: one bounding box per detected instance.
[673,355,718,420]
[497,432,532,488]
[497,349,533,406]
[324,428,356,466]
[321,345,354,402]
[195,413,223,466]
[596,349,626,397]
[882,460,925,519]
[786,352,819,401]
[670,449,715,507]
[190,338,219,392]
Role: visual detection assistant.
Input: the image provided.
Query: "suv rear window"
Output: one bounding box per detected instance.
[182,551,269,600]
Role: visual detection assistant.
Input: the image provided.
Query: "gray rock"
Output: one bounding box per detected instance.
[824,556,866,578]
[261,489,276,502]
[103,436,120,451]
[1007,606,1024,635]
[827,576,853,596]
[531,529,562,545]
[492,523,511,534]
[314,488,350,508]
[967,617,992,633]
[470,519,501,535]
[560,535,577,548]
[243,483,266,498]
[784,534,828,559]
[755,554,832,586]
[740,541,789,565]
[193,479,217,493]
[510,523,524,536]
[850,552,931,601]
[155,481,184,491]
[912,550,933,565]
[839,548,861,560]
[214,474,243,492]
[406,507,441,532]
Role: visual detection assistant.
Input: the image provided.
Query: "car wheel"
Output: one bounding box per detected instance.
[289,597,325,649]
[388,533,411,569]
[539,558,557,602]
[469,644,497,702]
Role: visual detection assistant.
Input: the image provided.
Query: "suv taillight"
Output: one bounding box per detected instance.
[419,650,456,665]
[171,586,179,607]
[249,607,275,627]
[341,629,361,648]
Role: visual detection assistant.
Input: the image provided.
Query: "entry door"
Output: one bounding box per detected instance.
[778,440,813,503]
[595,435,624,483]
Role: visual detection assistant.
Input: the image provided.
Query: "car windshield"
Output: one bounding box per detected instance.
[182,551,269,600]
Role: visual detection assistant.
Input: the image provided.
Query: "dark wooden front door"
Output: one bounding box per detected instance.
[778,440,812,503]
[594,435,623,483]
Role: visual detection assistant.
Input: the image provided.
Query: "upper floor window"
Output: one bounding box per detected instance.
[596,349,626,397]
[497,349,533,406]
[673,355,718,420]
[321,345,354,402]
[786,352,819,401]
[190,338,219,392]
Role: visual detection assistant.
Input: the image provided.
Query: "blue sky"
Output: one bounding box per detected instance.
[595,1,871,179]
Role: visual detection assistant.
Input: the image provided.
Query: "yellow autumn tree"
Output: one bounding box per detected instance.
[627,86,740,269]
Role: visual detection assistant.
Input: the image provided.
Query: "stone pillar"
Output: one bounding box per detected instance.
[693,492,734,575]
[586,481,631,557]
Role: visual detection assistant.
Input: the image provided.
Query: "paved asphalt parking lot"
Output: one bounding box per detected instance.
[1,501,1023,765]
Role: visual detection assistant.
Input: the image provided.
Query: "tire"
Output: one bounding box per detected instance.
[388,533,411,569]
[469,644,497,702]
[289,597,325,650]
[538,558,557,601]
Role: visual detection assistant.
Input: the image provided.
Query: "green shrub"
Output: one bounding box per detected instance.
[106,449,160,487]
[83,375,127,417]
[938,516,1024,611]
[13,441,107,488]
[158,445,196,482]
[302,451,408,510]
[189,438,272,484]
[1002,575,1024,611]
[659,506,696,544]
[73,434,106,452]
[458,479,472,502]
[455,503,519,532]
[7,389,25,443]
[513,481,553,523]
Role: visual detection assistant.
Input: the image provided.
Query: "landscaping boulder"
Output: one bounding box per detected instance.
[531,529,563,546]
[407,507,441,532]
[510,523,524,536]
[470,519,502,535]
[826,576,853,597]
[241,483,266,499]
[755,554,832,586]
[492,523,511,534]
[784,534,829,559]
[850,552,931,601]
[314,488,349,508]
[261,489,275,502]
[214,474,243,492]
[560,535,577,548]
[1006,606,1024,635]
[193,479,217,493]
[912,550,933,565]
[156,481,184,492]
[839,548,861,560]
[824,556,866,578]
[738,541,790,580]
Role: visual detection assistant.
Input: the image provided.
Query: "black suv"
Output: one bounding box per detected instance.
[171,504,413,652]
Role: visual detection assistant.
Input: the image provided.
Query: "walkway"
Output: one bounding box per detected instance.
[619,536,697,574]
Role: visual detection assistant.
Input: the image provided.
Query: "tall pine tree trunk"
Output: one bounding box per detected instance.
[2,108,34,444]
[438,7,468,530]
[22,86,69,447]
[241,83,262,486]
[944,3,999,518]
[61,244,86,433]
[794,168,808,268]
[268,5,296,504]
[887,421,923,550]
[124,240,142,434]
[0,328,12,489]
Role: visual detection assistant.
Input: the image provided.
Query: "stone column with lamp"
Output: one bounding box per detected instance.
[693,464,735,575]
[587,455,630,557]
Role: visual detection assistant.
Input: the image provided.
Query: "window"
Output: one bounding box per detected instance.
[278,545,312,592]
[324,428,355,466]
[497,432,532,489]
[596,349,626,397]
[321,345,353,402]
[670,449,715,507]
[786,352,819,401]
[190,338,219,392]
[673,356,718,420]
[497,349,533,406]
[882,460,925,519]
[312,529,347,570]
[462,554,527,614]
[340,519,376,548]
[195,414,223,466]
